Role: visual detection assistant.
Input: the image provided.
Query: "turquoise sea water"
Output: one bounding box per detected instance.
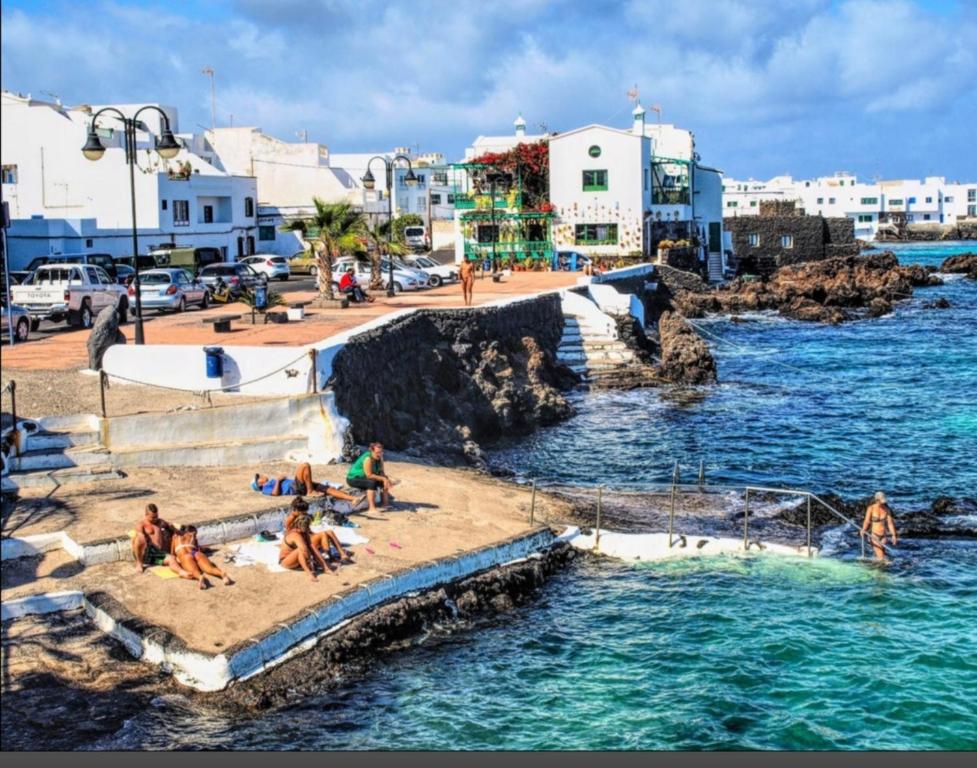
[88,243,977,749]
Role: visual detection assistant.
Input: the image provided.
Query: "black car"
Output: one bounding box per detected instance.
[198,262,266,297]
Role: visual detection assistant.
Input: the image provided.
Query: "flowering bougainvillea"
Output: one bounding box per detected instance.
[469,140,550,211]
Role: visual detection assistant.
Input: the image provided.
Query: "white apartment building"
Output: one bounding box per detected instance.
[723,172,977,240]
[0,91,258,269]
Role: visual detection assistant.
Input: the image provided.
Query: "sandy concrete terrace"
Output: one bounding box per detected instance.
[2,272,581,372]
[2,461,572,652]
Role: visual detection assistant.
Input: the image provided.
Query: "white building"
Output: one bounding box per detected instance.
[723,172,977,240]
[0,91,258,269]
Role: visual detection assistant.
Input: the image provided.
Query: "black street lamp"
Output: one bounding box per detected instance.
[361,154,417,297]
[478,170,512,277]
[81,106,181,344]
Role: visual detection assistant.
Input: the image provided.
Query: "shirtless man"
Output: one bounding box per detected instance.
[132,503,187,575]
[252,462,364,507]
[459,258,475,307]
[861,491,899,560]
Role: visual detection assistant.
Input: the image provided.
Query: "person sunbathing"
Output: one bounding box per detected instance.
[252,462,365,507]
[132,503,186,575]
[170,525,234,589]
[284,497,354,565]
[279,513,334,581]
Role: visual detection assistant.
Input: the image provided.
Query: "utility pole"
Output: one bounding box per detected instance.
[202,67,216,129]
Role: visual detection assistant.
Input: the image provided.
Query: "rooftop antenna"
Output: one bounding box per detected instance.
[536,122,549,134]
[296,130,308,142]
[627,83,640,105]
[202,67,216,129]
[650,103,662,124]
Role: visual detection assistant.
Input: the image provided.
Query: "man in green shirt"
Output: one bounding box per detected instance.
[346,442,396,512]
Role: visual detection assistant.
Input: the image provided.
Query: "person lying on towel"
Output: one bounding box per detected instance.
[252,462,364,506]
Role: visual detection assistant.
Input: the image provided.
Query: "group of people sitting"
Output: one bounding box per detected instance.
[132,444,398,587]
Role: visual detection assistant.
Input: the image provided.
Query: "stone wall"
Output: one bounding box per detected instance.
[330,295,577,466]
[726,215,843,276]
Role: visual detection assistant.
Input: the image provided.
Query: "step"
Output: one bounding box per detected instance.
[2,465,126,492]
[25,430,100,452]
[7,445,109,474]
[103,434,310,469]
[37,413,101,433]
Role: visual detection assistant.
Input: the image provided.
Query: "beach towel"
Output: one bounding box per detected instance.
[149,565,180,579]
[227,526,369,572]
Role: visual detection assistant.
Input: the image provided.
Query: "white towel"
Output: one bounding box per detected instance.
[227,526,369,572]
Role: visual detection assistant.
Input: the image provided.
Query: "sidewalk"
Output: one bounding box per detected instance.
[3,272,581,372]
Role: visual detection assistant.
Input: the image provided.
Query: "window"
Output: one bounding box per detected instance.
[828,197,836,204]
[889,199,904,206]
[1,164,17,184]
[477,225,499,243]
[780,234,793,249]
[244,197,254,217]
[945,196,954,203]
[447,193,455,204]
[908,197,916,204]
[85,238,93,247]
[817,197,824,204]
[749,200,757,207]
[432,172,448,186]
[727,201,739,208]
[860,197,878,205]
[173,200,189,226]
[839,180,845,186]
[574,223,618,245]
[857,214,873,223]
[747,233,759,247]
[644,168,649,192]
[430,193,442,205]
[925,197,933,203]
[161,199,168,210]
[582,170,608,191]
[969,205,977,217]
[258,225,276,241]
[924,214,931,221]
[968,189,976,202]
[203,205,214,223]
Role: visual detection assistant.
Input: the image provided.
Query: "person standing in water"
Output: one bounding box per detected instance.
[861,491,898,560]
[459,258,475,307]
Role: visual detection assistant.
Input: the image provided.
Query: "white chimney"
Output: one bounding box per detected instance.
[632,103,646,135]
[514,113,526,137]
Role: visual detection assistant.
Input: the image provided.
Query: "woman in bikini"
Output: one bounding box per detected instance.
[861,491,899,560]
[284,497,354,565]
[279,513,334,581]
[170,525,235,589]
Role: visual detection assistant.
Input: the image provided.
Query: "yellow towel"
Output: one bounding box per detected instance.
[149,565,180,579]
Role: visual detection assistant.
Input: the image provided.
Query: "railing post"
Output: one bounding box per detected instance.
[698,459,705,489]
[530,479,537,527]
[99,370,107,418]
[669,461,679,547]
[743,488,750,551]
[8,379,16,434]
[309,348,318,394]
[861,530,866,559]
[595,485,603,552]
[806,494,813,557]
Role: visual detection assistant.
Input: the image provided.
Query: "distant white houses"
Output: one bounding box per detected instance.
[722,172,977,240]
[0,90,258,270]
[453,107,726,279]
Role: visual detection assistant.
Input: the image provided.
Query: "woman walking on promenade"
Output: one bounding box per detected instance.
[861,491,898,560]
[459,258,475,306]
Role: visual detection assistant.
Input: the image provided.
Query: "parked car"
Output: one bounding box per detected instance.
[241,254,290,281]
[334,258,423,294]
[130,268,210,314]
[555,250,592,271]
[21,252,120,282]
[114,264,136,285]
[10,263,128,330]
[288,249,318,276]
[115,254,159,272]
[198,262,265,298]
[403,225,429,252]
[402,255,458,287]
[383,258,432,288]
[0,302,31,343]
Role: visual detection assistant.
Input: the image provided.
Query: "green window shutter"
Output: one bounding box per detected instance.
[582,170,608,192]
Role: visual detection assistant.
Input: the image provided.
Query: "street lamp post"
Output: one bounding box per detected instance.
[361,154,417,297]
[81,106,181,345]
[483,171,511,277]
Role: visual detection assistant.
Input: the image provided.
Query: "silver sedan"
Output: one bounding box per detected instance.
[130,268,210,314]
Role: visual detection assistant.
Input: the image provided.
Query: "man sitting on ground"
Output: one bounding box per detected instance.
[132,503,188,576]
[346,442,398,513]
[252,462,365,506]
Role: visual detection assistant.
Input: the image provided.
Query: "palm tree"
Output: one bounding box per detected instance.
[363,218,408,291]
[283,198,365,300]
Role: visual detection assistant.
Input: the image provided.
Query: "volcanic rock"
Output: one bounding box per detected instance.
[939,252,977,280]
[923,297,952,309]
[86,296,127,370]
[657,311,717,384]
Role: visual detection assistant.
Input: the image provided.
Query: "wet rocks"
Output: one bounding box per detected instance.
[657,311,717,384]
[939,253,977,280]
[923,297,952,309]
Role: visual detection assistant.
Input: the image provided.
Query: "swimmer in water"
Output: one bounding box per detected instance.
[861,491,898,560]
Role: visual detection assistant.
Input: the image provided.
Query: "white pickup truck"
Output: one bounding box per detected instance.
[11,263,128,330]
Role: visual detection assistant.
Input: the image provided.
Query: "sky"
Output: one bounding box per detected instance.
[2,0,976,181]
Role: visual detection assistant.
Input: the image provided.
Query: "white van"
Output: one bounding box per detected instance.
[403,225,429,252]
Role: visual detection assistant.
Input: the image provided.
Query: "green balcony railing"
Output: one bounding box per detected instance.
[451,188,523,210]
[463,239,554,262]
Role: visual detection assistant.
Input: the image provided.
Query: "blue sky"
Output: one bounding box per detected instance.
[2,0,975,181]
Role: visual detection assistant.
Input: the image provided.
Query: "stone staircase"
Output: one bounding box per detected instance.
[708,251,724,283]
[2,414,124,492]
[557,316,638,385]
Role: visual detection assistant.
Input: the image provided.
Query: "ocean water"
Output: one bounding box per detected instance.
[81,243,977,749]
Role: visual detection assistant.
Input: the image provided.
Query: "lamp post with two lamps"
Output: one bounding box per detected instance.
[360,155,417,297]
[81,107,181,345]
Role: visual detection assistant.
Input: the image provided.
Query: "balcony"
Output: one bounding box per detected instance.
[463,239,553,263]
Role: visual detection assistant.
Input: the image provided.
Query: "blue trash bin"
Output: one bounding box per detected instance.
[203,346,224,378]
[255,284,268,311]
